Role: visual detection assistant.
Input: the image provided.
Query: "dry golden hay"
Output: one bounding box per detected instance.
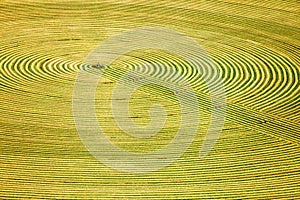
[0,0,299,199]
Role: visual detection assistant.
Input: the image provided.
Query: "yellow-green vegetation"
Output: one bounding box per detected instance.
[0,0,299,199]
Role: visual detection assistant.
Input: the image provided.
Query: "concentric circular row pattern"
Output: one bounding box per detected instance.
[0,0,299,199]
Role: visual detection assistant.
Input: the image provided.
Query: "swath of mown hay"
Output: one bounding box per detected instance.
[0,0,299,199]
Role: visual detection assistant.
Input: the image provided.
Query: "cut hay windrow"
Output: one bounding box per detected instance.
[0,0,299,199]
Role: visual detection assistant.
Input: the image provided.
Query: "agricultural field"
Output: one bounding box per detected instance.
[0,0,299,199]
